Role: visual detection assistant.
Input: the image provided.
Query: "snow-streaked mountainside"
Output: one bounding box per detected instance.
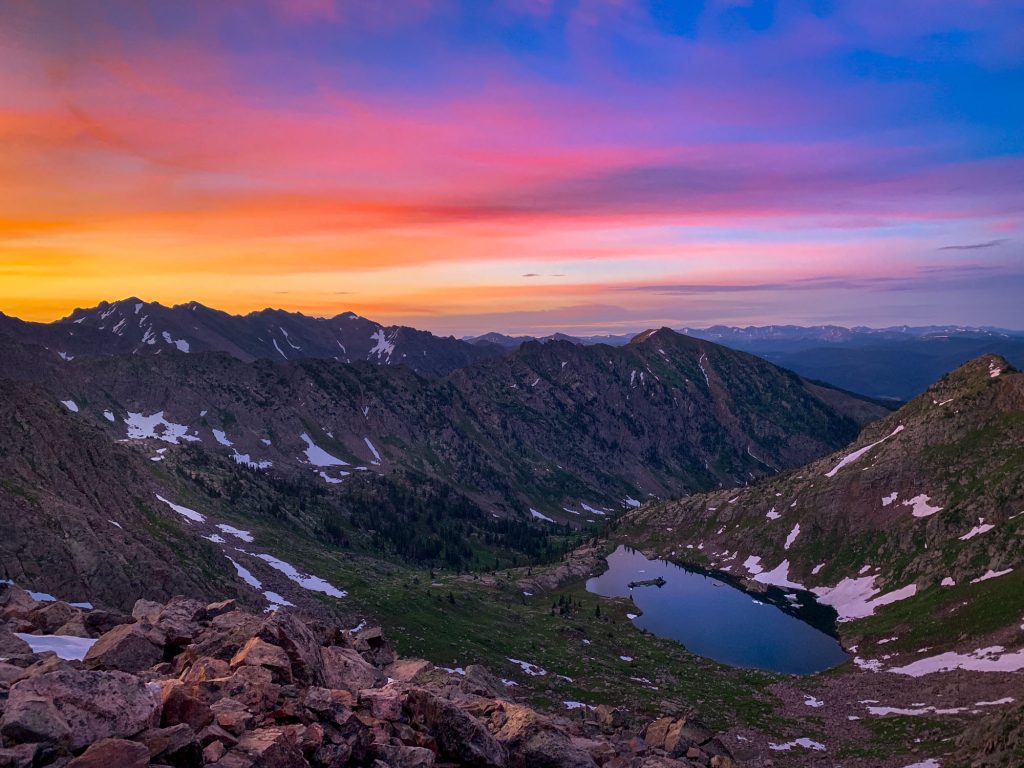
[615,353,1023,653]
[0,324,888,606]
[0,298,505,376]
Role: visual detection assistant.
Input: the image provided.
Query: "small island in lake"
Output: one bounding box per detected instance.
[628,576,667,588]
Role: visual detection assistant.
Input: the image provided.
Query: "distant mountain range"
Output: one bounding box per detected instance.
[4,299,1020,400]
[468,324,1024,401]
[0,298,505,377]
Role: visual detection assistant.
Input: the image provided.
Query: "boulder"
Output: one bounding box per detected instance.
[54,614,91,638]
[220,665,281,712]
[206,599,237,618]
[211,697,255,735]
[323,646,384,692]
[220,727,308,768]
[352,626,396,666]
[1,668,158,750]
[491,703,597,768]
[0,585,37,621]
[645,717,674,750]
[0,744,45,768]
[67,738,149,768]
[460,664,507,698]
[231,637,293,682]
[374,743,436,767]
[26,602,80,634]
[663,719,714,758]
[159,679,214,730]
[182,611,264,664]
[359,686,405,721]
[83,622,165,673]
[131,599,162,624]
[255,611,325,686]
[406,688,507,768]
[0,628,31,657]
[139,723,201,765]
[385,658,434,683]
[155,597,208,649]
[82,609,130,638]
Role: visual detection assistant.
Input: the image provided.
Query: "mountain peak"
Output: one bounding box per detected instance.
[933,353,1014,389]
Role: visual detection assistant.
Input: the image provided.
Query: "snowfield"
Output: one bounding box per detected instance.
[156,494,206,523]
[126,412,201,444]
[813,575,917,621]
[825,424,904,477]
[299,433,348,467]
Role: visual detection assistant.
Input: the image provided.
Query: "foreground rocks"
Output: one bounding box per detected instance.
[1,589,732,767]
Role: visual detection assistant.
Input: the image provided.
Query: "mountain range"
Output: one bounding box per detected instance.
[1,299,1021,767]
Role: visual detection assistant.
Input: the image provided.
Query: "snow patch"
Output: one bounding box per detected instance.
[300,433,348,467]
[971,568,1012,583]
[902,494,942,518]
[507,658,547,676]
[753,560,805,590]
[813,576,917,621]
[530,509,555,523]
[784,523,800,550]
[212,429,233,447]
[888,645,1024,676]
[126,412,201,444]
[825,425,904,477]
[253,553,347,598]
[60,400,79,412]
[156,494,205,523]
[216,524,254,543]
[363,437,382,465]
[959,519,994,540]
[882,491,898,507]
[769,738,825,752]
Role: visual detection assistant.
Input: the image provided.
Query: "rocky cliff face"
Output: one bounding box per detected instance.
[0,589,733,768]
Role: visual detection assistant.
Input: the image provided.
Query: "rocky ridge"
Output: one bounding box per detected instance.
[0,585,733,768]
[0,299,504,378]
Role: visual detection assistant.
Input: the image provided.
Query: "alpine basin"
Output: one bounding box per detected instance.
[586,546,849,675]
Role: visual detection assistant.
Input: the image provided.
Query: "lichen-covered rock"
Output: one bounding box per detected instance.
[1,668,158,750]
[83,622,166,673]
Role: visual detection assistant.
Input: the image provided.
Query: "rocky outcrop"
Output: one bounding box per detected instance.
[0,595,731,768]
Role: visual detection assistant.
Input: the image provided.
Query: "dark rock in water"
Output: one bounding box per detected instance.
[628,577,666,588]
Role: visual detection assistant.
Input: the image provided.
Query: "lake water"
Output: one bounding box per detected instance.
[586,545,849,675]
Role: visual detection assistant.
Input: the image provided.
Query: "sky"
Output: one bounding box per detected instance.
[1,0,1022,335]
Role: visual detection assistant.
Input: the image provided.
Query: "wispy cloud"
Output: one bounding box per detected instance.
[938,240,1006,251]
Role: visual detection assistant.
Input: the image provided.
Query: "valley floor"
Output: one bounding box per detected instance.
[315,542,1020,768]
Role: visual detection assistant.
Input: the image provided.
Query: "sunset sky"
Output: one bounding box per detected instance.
[1,0,1022,335]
